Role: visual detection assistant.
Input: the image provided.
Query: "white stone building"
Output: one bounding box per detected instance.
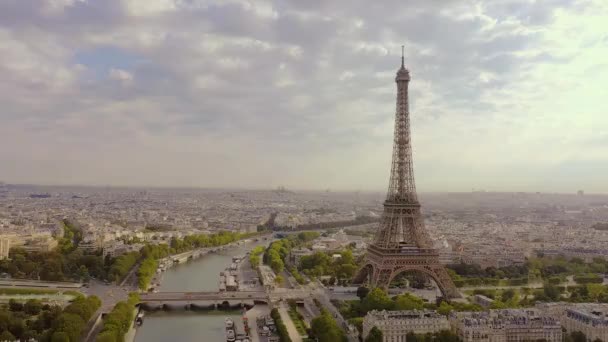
[362,310,449,342]
[450,309,562,342]
[562,305,608,342]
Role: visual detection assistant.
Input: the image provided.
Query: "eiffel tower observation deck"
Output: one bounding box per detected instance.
[353,47,460,299]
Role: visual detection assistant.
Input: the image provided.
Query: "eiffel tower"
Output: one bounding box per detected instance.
[353,47,459,299]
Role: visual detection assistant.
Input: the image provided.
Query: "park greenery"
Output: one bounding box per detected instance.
[263,232,320,274]
[263,231,360,286]
[467,281,608,306]
[336,287,482,320]
[270,307,292,342]
[0,246,106,283]
[298,249,359,284]
[0,295,101,342]
[96,293,140,342]
[447,255,608,288]
[310,308,347,342]
[365,326,383,342]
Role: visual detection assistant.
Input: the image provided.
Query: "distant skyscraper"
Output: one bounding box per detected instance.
[353,48,459,298]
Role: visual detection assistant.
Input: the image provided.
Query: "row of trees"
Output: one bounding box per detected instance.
[137,258,158,290]
[96,293,140,342]
[338,288,483,320]
[269,308,291,342]
[51,296,102,341]
[249,246,265,269]
[310,308,347,342]
[168,231,256,254]
[107,252,138,283]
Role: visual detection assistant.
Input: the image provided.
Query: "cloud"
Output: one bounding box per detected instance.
[0,0,606,192]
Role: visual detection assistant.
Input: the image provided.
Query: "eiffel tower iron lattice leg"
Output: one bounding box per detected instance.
[352,48,460,299]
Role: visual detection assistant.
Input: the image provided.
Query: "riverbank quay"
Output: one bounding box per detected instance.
[132,238,274,342]
[147,233,273,292]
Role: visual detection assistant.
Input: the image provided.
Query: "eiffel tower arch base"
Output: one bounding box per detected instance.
[353,247,461,300]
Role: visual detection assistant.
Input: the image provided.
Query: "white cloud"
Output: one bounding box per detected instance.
[0,0,606,192]
[108,68,134,84]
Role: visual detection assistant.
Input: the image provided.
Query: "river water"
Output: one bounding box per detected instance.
[134,240,266,342]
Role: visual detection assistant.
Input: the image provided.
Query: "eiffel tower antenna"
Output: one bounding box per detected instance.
[353,47,460,299]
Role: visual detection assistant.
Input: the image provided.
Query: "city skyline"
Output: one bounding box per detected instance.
[1,0,607,192]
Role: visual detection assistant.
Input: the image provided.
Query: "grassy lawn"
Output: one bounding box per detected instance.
[0,288,60,295]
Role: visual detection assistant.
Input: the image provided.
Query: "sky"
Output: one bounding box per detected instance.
[0,0,607,193]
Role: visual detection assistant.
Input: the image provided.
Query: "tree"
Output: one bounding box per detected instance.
[275,275,284,285]
[0,330,15,341]
[437,301,454,316]
[311,309,347,342]
[570,331,586,342]
[52,313,85,342]
[24,299,43,315]
[435,330,461,342]
[365,326,383,342]
[77,265,90,281]
[9,299,23,312]
[51,331,70,342]
[544,284,561,301]
[406,331,418,342]
[361,288,393,313]
[270,258,284,274]
[96,331,118,342]
[356,286,370,300]
[502,289,516,301]
[8,318,25,339]
[394,293,424,310]
[490,300,507,309]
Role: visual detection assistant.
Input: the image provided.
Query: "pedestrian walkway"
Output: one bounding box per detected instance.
[246,304,270,342]
[278,303,303,342]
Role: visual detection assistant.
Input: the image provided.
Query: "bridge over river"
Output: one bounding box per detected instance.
[139,290,268,302]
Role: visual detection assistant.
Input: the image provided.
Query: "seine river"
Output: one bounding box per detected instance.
[134,240,266,342]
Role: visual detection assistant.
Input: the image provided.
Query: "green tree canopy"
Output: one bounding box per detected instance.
[51,331,70,342]
[365,326,383,342]
[311,309,347,342]
[394,293,425,311]
[361,288,394,313]
[24,299,43,315]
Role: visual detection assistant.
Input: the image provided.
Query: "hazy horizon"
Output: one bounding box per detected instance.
[1,1,607,193]
[2,181,607,196]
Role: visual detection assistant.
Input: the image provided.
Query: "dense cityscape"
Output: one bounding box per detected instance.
[1,182,608,342]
